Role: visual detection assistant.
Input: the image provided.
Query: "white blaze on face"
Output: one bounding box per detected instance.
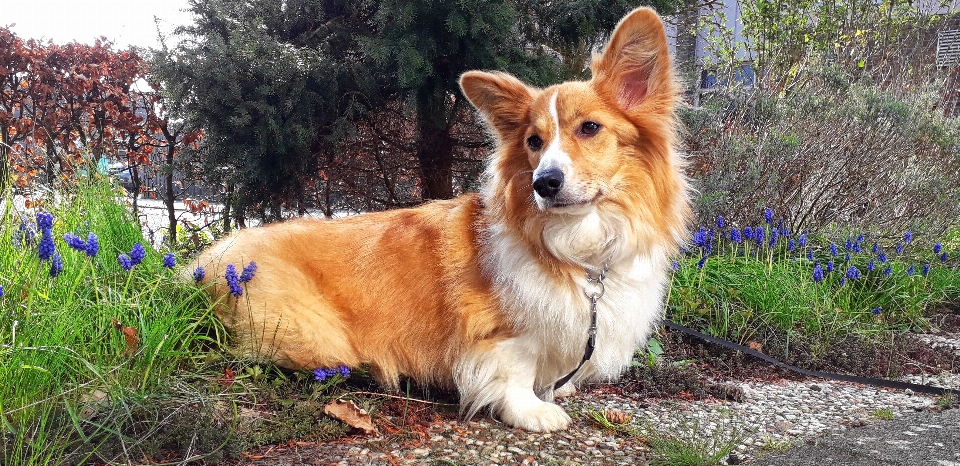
[533,91,572,205]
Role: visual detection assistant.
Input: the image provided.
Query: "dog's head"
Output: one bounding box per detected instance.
[461,8,690,268]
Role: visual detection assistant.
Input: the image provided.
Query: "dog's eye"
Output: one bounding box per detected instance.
[581,121,601,135]
[527,135,543,151]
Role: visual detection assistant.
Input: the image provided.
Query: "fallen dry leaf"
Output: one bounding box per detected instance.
[747,340,762,352]
[111,317,139,356]
[324,399,378,435]
[604,408,632,425]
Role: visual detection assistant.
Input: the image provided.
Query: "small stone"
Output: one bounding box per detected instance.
[727,451,742,465]
[411,448,430,457]
[809,384,822,391]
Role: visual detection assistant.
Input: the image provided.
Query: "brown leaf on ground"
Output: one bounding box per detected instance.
[748,340,762,352]
[111,317,139,356]
[324,399,378,435]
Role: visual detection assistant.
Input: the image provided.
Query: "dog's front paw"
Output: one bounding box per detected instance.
[500,400,571,432]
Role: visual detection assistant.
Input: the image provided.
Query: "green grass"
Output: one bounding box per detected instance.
[669,218,960,356]
[0,177,226,464]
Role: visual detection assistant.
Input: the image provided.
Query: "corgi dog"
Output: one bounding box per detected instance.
[194,7,689,432]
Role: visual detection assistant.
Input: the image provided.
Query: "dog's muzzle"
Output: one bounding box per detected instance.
[533,168,564,199]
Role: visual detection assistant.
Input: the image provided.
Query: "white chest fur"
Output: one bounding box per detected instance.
[482,222,669,392]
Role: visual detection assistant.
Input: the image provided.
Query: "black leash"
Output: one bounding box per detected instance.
[663,319,960,397]
[553,267,606,391]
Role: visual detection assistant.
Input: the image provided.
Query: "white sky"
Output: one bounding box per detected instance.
[4,0,193,49]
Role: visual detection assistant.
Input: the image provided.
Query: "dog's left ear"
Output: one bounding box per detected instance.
[591,8,675,113]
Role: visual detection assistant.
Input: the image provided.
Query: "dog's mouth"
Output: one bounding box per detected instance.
[544,190,603,212]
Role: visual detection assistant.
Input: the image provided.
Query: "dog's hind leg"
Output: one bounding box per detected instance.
[456,338,571,432]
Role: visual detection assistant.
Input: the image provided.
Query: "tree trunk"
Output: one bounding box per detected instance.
[165,143,177,251]
[415,93,455,200]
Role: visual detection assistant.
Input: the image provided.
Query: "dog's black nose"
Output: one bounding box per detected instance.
[533,168,564,198]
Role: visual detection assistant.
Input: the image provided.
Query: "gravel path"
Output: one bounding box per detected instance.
[228,329,960,465]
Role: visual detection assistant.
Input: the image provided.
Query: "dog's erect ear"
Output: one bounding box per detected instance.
[460,71,534,137]
[591,8,674,113]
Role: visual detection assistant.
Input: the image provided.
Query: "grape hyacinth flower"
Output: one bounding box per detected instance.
[744,227,753,242]
[693,227,707,248]
[806,249,814,261]
[64,233,86,252]
[813,263,824,283]
[37,211,53,231]
[838,277,846,286]
[907,264,915,276]
[38,232,56,261]
[671,261,679,271]
[905,231,913,244]
[313,367,328,382]
[867,260,876,272]
[696,255,708,269]
[826,260,834,273]
[118,253,133,271]
[225,264,243,297]
[872,243,880,254]
[941,252,949,263]
[769,228,779,248]
[730,227,742,243]
[14,215,38,248]
[754,226,765,247]
[129,242,146,265]
[830,243,838,257]
[798,234,807,248]
[884,265,893,276]
[338,364,351,378]
[922,263,930,276]
[49,253,63,278]
[896,243,904,254]
[193,266,206,283]
[844,239,854,252]
[787,238,795,252]
[934,242,943,254]
[872,307,882,315]
[846,265,861,280]
[239,261,258,283]
[716,215,725,229]
[878,251,888,263]
[84,233,99,258]
[764,208,774,224]
[856,234,865,244]
[0,284,4,298]
[163,253,176,269]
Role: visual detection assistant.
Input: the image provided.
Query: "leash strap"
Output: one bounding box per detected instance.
[663,319,960,397]
[553,267,606,391]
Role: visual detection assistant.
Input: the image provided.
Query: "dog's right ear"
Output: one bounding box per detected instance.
[460,71,534,137]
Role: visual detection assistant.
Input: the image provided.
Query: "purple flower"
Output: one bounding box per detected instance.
[118,253,133,271]
[730,227,742,243]
[38,232,56,261]
[163,253,176,269]
[744,227,753,241]
[830,243,838,257]
[813,264,824,283]
[129,243,146,265]
[872,243,880,254]
[922,263,930,276]
[716,216,725,229]
[867,260,876,272]
[838,277,847,286]
[325,368,340,377]
[904,231,913,244]
[763,208,773,224]
[856,234,864,244]
[844,239,854,252]
[846,265,861,280]
[941,252,948,263]
[63,233,86,252]
[884,265,893,276]
[13,216,37,248]
[878,251,888,263]
[853,242,862,253]
[36,211,53,231]
[871,307,882,315]
[84,233,99,257]
[671,261,679,271]
[754,226,765,246]
[798,234,807,248]
[193,266,206,283]
[826,260,834,273]
[239,261,257,283]
[907,264,915,276]
[934,242,942,254]
[896,243,904,254]
[0,285,4,298]
[806,248,814,261]
[787,238,795,252]
[49,253,63,278]
[339,365,351,378]
[769,228,779,248]
[225,264,243,297]
[696,255,707,269]
[313,368,327,382]
[692,227,707,248]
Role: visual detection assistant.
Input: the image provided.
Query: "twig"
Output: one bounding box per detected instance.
[338,391,457,407]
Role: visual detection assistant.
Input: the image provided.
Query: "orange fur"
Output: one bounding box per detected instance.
[192,7,690,431]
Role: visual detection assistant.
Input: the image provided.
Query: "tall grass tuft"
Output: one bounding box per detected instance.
[0,177,226,463]
[670,209,960,359]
